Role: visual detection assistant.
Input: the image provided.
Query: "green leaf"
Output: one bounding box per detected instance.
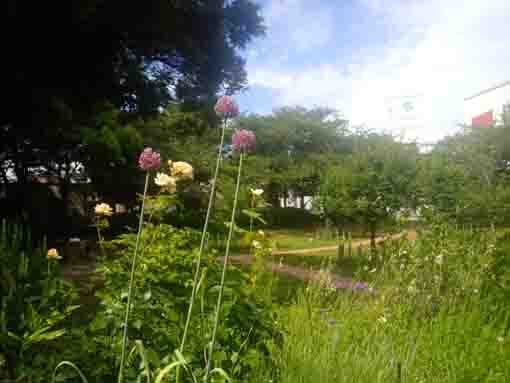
[52,361,89,383]
[241,209,267,224]
[154,361,186,383]
[210,367,232,382]
[135,340,151,383]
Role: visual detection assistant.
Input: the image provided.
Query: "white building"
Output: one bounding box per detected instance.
[464,81,510,126]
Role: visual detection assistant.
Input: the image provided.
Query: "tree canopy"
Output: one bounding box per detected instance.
[0,0,264,184]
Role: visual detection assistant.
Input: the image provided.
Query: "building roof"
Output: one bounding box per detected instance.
[464,80,510,101]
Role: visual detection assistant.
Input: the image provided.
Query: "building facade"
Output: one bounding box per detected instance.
[464,81,510,126]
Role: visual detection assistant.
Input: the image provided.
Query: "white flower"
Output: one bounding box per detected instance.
[154,173,176,192]
[435,254,444,265]
[252,240,262,249]
[249,188,264,196]
[377,316,387,324]
[95,203,113,216]
[497,336,504,343]
[257,230,265,237]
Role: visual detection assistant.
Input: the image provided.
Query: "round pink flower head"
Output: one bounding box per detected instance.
[214,95,239,118]
[232,129,256,153]
[138,147,161,171]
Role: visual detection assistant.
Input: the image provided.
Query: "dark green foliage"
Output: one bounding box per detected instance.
[0,0,264,231]
[263,207,322,229]
[0,221,78,380]
[63,223,274,382]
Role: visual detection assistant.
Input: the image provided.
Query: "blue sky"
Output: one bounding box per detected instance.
[236,0,510,142]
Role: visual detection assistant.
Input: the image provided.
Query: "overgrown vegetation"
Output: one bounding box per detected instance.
[265,222,510,383]
[2,4,510,380]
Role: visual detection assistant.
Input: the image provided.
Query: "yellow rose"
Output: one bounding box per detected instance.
[95,203,113,216]
[171,161,193,179]
[47,248,62,259]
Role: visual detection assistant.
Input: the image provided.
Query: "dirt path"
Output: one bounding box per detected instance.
[270,230,416,256]
[228,254,367,289]
[225,230,416,290]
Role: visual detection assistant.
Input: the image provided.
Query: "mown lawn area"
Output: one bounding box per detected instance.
[267,228,349,251]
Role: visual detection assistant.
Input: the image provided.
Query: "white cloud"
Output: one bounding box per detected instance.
[247,0,510,142]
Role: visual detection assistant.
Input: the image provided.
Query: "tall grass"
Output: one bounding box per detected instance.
[264,223,510,383]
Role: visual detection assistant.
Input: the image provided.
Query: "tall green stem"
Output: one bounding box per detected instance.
[203,152,243,383]
[177,119,227,380]
[96,223,105,257]
[118,172,150,383]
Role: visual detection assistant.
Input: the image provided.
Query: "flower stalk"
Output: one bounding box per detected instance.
[179,96,239,374]
[118,172,150,383]
[178,118,227,379]
[203,151,244,383]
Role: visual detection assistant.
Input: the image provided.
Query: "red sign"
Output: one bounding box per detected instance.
[472,110,494,126]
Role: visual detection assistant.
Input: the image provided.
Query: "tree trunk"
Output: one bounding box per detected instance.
[369,221,376,252]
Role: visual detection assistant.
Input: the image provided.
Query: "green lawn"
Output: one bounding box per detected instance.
[268,229,344,251]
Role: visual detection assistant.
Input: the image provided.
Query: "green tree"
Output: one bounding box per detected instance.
[319,132,418,247]
[236,107,350,207]
[0,0,265,232]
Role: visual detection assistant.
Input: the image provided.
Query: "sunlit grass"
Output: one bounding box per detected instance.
[256,224,510,382]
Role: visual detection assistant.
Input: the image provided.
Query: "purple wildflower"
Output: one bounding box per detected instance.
[354,282,367,290]
[214,96,239,118]
[138,148,161,171]
[231,129,256,153]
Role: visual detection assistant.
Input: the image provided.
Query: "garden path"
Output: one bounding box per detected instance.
[225,230,416,290]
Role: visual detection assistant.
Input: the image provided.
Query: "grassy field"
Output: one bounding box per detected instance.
[255,225,510,383]
[275,252,363,278]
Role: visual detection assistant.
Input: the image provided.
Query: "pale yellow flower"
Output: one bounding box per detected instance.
[171,161,193,178]
[47,248,62,260]
[154,173,177,192]
[95,203,113,217]
[249,188,264,196]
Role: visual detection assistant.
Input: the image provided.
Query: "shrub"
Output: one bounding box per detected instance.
[0,220,78,381]
[64,223,274,382]
[264,207,322,229]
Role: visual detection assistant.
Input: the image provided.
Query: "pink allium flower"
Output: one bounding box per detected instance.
[231,129,256,153]
[214,95,239,117]
[138,148,161,171]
